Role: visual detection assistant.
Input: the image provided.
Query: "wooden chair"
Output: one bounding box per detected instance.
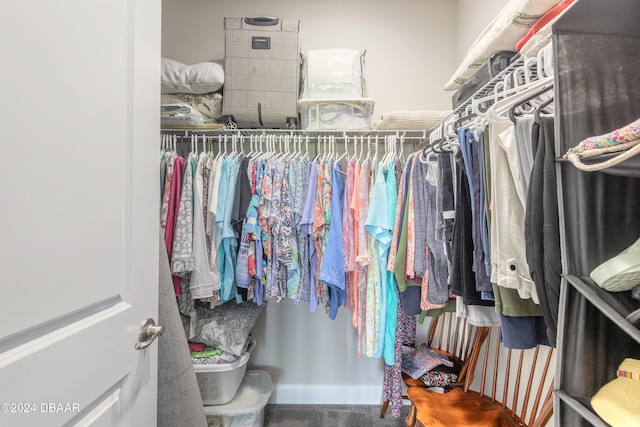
[406,326,555,427]
[380,311,491,418]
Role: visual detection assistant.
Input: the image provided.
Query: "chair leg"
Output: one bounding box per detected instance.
[406,403,417,427]
[379,399,390,418]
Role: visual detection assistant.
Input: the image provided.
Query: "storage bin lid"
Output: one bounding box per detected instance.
[203,370,273,415]
[298,97,375,106]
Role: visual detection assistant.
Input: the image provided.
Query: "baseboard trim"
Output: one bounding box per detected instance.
[269,384,383,405]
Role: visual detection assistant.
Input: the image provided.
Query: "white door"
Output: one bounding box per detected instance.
[0,1,160,426]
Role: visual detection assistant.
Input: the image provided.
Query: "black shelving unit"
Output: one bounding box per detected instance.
[553,1,640,425]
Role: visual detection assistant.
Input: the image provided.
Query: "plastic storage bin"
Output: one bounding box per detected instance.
[204,370,273,427]
[298,98,375,130]
[194,349,252,405]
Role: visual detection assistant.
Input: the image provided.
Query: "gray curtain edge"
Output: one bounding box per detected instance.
[158,235,208,427]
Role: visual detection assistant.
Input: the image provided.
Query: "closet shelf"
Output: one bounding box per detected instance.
[555,390,610,427]
[160,128,428,147]
[565,275,640,344]
[425,34,553,146]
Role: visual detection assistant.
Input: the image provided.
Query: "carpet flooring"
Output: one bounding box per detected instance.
[263,404,410,427]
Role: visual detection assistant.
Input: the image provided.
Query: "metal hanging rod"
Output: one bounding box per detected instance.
[160,128,427,147]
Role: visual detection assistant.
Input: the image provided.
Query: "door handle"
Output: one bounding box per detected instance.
[135,318,164,350]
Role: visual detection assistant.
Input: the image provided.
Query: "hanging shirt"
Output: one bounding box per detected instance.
[300,160,319,312]
[343,159,357,311]
[486,110,539,303]
[190,152,215,300]
[278,160,300,300]
[450,149,494,306]
[435,151,456,275]
[206,156,223,303]
[405,158,417,282]
[269,158,286,301]
[294,159,311,304]
[173,153,197,317]
[365,162,391,358]
[243,158,263,304]
[258,158,274,299]
[319,162,346,320]
[313,161,332,307]
[423,155,451,306]
[383,158,399,366]
[166,155,185,295]
[216,157,241,303]
[365,228,382,356]
[160,151,176,238]
[160,149,167,206]
[351,161,361,328]
[234,157,253,298]
[387,158,409,274]
[458,128,493,296]
[356,160,370,356]
[392,154,414,292]
[171,152,196,280]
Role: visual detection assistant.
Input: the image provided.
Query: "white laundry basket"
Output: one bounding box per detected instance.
[194,346,253,405]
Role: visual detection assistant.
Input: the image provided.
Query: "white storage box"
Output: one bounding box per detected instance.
[194,349,252,405]
[298,98,375,130]
[204,370,273,427]
[300,48,367,99]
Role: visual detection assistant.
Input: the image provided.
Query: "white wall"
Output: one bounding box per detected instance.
[162,0,458,122]
[455,0,511,63]
[161,0,513,405]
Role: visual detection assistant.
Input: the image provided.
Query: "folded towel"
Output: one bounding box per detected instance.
[374,110,451,131]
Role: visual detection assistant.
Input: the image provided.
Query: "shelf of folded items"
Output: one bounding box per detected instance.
[424,34,553,147]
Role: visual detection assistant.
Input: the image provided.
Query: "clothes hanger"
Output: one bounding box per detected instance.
[508,84,554,123]
[304,136,310,161]
[419,144,438,164]
[290,135,298,160]
[453,105,477,133]
[316,136,327,163]
[266,135,275,160]
[262,135,272,160]
[435,117,458,153]
[343,134,351,161]
[364,136,372,164]
[230,134,238,159]
[371,135,379,168]
[275,135,281,159]
[291,135,297,159]
[534,96,554,124]
[245,135,252,158]
[351,135,359,162]
[473,75,554,120]
[238,134,245,160]
[382,135,393,165]
[329,135,336,162]
[491,76,554,120]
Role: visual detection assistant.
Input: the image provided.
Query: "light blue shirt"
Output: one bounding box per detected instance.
[216,157,241,302]
[383,159,399,365]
